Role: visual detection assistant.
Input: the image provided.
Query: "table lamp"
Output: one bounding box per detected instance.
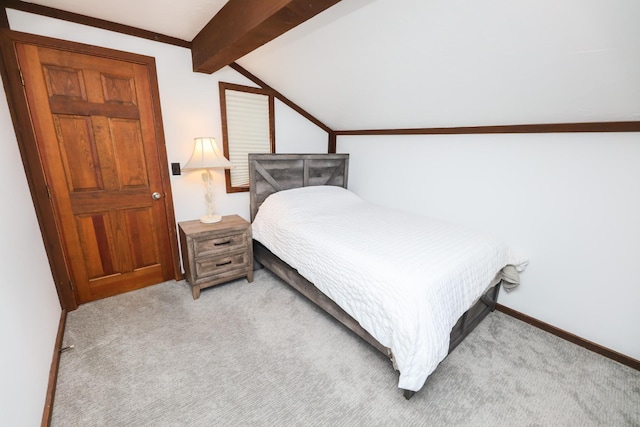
[182,137,234,223]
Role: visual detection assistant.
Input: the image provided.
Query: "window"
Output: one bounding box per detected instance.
[219,82,275,193]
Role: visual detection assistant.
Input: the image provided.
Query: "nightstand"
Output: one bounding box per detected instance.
[178,215,254,299]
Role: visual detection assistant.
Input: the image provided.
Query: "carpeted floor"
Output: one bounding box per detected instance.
[52,269,640,426]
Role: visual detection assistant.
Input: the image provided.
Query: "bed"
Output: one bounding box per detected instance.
[248,153,526,399]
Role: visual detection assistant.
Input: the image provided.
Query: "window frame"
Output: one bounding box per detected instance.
[219,82,275,193]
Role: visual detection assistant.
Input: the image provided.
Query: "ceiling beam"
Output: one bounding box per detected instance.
[191,0,341,74]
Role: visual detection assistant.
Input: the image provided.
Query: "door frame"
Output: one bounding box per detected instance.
[0,29,182,310]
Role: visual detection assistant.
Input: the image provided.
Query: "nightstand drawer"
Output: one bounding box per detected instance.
[193,232,247,257]
[195,250,250,280]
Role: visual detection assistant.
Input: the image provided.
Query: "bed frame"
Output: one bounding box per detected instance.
[248,153,501,399]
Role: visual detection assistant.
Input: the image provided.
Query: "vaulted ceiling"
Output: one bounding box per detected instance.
[17,0,640,131]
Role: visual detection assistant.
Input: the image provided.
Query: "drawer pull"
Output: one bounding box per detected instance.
[216,260,232,267]
[214,240,232,246]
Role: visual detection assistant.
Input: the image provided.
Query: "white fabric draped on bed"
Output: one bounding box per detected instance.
[252,186,527,392]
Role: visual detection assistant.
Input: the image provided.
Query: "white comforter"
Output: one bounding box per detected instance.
[251,186,527,392]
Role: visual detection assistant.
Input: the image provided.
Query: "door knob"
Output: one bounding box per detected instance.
[152,192,162,200]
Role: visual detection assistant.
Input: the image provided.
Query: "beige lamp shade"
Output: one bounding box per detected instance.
[182,137,234,171]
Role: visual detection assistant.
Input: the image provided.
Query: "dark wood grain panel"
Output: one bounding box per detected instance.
[101,73,137,105]
[124,208,160,270]
[75,213,116,279]
[110,118,148,188]
[42,64,86,100]
[89,115,119,191]
[53,114,103,192]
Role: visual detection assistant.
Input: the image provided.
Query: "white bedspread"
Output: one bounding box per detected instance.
[252,186,527,392]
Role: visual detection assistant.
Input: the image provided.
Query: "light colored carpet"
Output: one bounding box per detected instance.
[52,269,640,426]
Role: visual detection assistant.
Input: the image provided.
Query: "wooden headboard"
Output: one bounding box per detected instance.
[248,153,349,222]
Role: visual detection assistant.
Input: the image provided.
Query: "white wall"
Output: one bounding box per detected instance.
[273,99,329,154]
[1,9,328,423]
[0,76,61,426]
[340,133,640,360]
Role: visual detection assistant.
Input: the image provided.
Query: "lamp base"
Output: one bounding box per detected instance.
[200,214,222,224]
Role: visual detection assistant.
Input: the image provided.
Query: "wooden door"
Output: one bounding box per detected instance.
[15,42,177,303]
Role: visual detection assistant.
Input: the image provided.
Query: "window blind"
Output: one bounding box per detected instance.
[226,89,271,187]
